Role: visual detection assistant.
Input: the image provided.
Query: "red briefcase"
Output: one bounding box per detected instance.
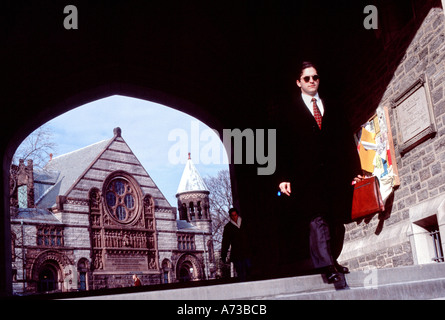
[351,176,385,220]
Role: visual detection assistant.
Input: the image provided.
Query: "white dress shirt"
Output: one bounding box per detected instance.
[230,216,242,229]
[301,92,324,117]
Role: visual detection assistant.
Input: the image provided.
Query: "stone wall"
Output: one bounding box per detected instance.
[339,7,445,271]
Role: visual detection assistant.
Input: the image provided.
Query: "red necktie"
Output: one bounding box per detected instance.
[311,98,322,129]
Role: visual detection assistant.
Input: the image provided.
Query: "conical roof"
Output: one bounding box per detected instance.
[176,153,209,196]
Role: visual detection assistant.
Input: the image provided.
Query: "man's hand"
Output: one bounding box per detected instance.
[352,175,368,185]
[279,182,291,196]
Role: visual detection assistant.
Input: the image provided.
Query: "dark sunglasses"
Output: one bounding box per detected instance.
[301,75,320,82]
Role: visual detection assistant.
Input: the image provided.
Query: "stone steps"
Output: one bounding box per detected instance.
[69,263,445,300]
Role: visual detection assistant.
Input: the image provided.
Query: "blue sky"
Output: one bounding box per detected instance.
[43,95,229,207]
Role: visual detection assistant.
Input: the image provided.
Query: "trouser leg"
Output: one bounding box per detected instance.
[233,258,251,281]
[330,221,346,262]
[309,216,334,269]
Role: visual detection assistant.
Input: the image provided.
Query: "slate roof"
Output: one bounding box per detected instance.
[176,219,200,231]
[33,168,60,205]
[10,207,62,224]
[35,138,112,209]
[176,155,209,195]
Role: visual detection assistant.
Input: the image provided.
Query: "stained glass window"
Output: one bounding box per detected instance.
[105,177,138,223]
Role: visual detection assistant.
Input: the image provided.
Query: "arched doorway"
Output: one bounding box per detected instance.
[176,253,203,282]
[0,82,229,292]
[30,251,72,294]
[179,263,193,282]
[37,263,59,293]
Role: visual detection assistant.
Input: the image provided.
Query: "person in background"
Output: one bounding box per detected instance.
[133,274,142,286]
[221,208,252,281]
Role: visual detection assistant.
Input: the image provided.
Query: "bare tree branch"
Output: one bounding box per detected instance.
[203,169,233,249]
[12,124,57,169]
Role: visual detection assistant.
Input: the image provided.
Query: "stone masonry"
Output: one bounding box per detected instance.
[339,7,445,271]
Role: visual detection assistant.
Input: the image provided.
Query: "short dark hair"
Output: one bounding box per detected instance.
[298,61,319,78]
[228,207,238,215]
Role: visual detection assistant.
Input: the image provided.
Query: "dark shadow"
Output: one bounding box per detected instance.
[2,1,441,297]
[375,191,396,235]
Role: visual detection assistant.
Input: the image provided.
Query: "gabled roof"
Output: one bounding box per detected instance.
[34,127,173,210]
[36,138,112,209]
[176,153,209,196]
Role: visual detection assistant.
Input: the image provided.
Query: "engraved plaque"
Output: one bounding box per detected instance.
[105,250,149,271]
[392,76,436,155]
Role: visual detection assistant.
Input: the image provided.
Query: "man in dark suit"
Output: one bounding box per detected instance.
[221,208,251,281]
[276,61,362,283]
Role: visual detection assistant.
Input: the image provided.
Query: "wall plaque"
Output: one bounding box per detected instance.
[105,250,149,271]
[392,75,436,155]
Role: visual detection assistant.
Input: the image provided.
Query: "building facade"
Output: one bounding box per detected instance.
[339,6,445,271]
[9,127,215,294]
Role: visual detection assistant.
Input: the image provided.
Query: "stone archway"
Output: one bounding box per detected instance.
[2,1,438,296]
[176,253,204,282]
[30,250,73,293]
[37,263,59,293]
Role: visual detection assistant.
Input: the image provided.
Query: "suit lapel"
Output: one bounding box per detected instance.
[293,94,326,131]
[320,98,328,130]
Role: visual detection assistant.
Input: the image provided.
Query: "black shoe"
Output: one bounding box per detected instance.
[326,271,341,283]
[334,262,349,274]
[325,266,341,284]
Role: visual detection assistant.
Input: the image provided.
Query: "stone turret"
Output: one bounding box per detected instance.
[176,153,211,233]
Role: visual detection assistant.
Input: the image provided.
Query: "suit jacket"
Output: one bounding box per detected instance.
[273,91,361,223]
[221,218,250,262]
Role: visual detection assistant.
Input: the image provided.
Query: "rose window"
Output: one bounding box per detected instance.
[105,178,137,222]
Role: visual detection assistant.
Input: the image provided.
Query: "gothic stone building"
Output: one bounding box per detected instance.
[9,127,215,294]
